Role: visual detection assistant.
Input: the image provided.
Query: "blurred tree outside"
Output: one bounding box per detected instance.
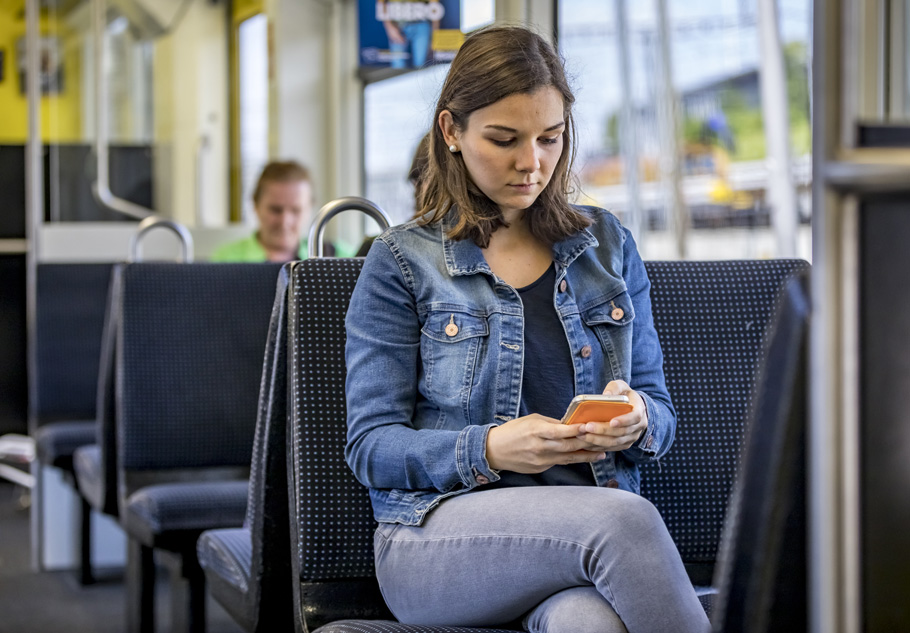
[722,40,811,161]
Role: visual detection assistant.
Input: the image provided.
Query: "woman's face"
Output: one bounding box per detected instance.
[441,86,565,217]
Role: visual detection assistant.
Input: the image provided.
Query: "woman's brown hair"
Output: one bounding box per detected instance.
[418,25,591,248]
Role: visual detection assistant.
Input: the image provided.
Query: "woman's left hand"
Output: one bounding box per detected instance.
[574,380,648,452]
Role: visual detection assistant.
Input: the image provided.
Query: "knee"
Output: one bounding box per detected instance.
[611,491,665,535]
[524,586,628,633]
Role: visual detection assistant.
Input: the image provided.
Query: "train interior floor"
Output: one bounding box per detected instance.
[0,481,245,633]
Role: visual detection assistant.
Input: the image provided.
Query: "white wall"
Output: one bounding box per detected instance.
[153,1,229,227]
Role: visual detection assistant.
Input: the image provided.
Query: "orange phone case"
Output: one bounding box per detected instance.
[562,397,634,425]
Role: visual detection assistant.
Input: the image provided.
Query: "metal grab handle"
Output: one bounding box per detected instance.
[91,0,153,221]
[129,217,195,263]
[307,196,392,258]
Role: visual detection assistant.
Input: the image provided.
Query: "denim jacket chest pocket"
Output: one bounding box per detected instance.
[581,289,636,380]
[420,309,490,415]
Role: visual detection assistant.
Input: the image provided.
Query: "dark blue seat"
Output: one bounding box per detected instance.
[32,263,113,473]
[711,270,810,632]
[115,262,281,633]
[285,258,807,632]
[31,263,119,585]
[197,265,294,632]
[640,259,810,612]
[285,258,523,633]
[73,264,123,523]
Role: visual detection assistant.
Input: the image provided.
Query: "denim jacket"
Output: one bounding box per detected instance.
[345,206,676,526]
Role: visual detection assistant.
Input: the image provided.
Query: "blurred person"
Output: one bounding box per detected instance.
[211,160,353,262]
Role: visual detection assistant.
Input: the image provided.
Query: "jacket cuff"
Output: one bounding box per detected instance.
[455,423,501,488]
[629,391,659,458]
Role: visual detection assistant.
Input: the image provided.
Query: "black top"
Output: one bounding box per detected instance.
[490,263,594,488]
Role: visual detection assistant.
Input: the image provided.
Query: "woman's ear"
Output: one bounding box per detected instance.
[438,110,460,148]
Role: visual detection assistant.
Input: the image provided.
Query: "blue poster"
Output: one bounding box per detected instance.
[359,0,463,69]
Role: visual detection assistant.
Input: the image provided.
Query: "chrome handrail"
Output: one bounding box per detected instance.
[129,217,195,263]
[307,197,392,258]
[91,0,154,221]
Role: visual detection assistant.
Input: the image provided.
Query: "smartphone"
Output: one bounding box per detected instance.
[561,394,634,425]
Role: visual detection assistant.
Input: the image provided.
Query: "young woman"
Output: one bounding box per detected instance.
[344,25,710,633]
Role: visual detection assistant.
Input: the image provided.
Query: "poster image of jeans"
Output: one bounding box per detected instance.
[359,0,463,69]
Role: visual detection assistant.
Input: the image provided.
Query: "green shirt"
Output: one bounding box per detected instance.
[209,233,356,262]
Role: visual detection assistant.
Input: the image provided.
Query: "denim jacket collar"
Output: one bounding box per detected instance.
[441,209,600,278]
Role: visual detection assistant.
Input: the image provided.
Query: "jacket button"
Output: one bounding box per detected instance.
[475,474,490,485]
[445,314,458,337]
[606,479,620,488]
[580,344,592,358]
[611,307,624,320]
[558,279,567,293]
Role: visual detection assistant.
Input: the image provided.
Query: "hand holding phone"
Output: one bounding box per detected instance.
[561,394,634,425]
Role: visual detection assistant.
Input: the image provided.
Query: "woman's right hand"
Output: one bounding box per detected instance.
[485,415,607,473]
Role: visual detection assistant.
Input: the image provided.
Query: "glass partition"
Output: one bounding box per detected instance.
[15,0,230,228]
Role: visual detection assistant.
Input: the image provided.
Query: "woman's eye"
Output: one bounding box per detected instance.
[490,139,513,147]
[540,137,560,145]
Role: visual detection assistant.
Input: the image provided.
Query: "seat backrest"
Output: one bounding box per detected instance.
[640,259,810,585]
[35,263,114,426]
[97,264,124,516]
[116,263,281,498]
[287,258,393,632]
[710,270,809,633]
[243,264,295,632]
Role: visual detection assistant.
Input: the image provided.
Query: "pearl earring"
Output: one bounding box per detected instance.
[448,144,458,153]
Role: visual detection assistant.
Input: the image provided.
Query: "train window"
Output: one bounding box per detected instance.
[237,13,269,224]
[364,65,448,225]
[558,0,812,261]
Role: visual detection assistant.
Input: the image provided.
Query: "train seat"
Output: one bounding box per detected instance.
[69,264,124,588]
[711,270,810,631]
[115,262,281,633]
[197,265,295,632]
[283,257,807,632]
[285,258,523,633]
[31,263,114,475]
[640,259,810,609]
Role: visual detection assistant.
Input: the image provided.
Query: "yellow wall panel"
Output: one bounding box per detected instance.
[0,2,82,143]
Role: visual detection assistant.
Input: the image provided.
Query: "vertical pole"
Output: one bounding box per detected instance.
[758,0,798,257]
[614,0,644,243]
[654,0,688,258]
[25,0,43,572]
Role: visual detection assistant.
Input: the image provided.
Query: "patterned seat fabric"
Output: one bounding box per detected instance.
[33,263,113,472]
[287,258,806,633]
[117,263,281,501]
[712,271,810,631]
[197,265,295,633]
[116,262,282,632]
[34,264,113,426]
[73,264,122,518]
[34,421,95,471]
[197,528,254,628]
[72,444,104,511]
[122,479,249,549]
[640,259,810,586]
[287,259,523,633]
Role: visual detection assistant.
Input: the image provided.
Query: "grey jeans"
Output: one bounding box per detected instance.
[373,486,710,633]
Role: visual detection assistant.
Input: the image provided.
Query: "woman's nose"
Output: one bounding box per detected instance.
[515,142,540,173]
